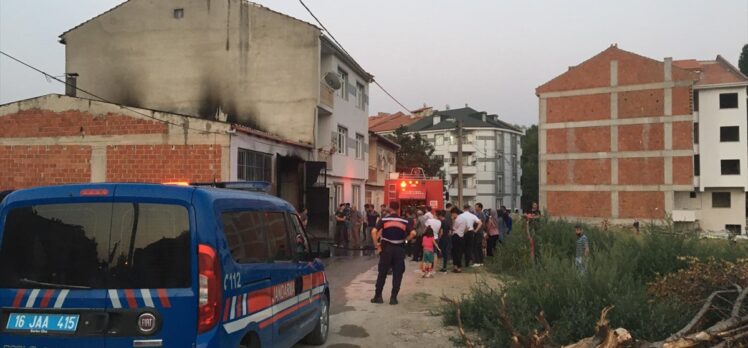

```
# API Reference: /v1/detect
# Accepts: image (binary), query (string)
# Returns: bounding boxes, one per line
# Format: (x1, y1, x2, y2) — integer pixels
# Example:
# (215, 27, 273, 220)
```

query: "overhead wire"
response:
(0, 50, 227, 136)
(297, 0, 413, 114)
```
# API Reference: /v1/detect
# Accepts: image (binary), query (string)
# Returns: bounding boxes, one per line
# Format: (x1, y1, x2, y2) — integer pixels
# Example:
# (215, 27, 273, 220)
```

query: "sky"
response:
(1, 1, 747, 126)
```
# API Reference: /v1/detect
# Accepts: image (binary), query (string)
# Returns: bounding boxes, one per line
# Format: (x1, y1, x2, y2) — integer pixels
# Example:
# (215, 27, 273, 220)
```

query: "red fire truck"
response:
(384, 168, 444, 214)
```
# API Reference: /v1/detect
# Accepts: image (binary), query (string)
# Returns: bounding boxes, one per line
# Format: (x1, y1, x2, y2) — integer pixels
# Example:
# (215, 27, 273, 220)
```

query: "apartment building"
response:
(404, 107, 524, 210)
(673, 57, 748, 234)
(365, 131, 400, 207)
(538, 45, 748, 234)
(319, 37, 372, 212)
(58, 0, 373, 233)
(537, 45, 697, 224)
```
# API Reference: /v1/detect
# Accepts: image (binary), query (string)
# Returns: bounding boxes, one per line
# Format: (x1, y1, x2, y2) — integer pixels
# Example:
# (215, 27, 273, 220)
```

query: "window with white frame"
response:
(356, 82, 365, 109)
(355, 133, 364, 159)
(338, 68, 349, 100)
(333, 184, 344, 209)
(435, 134, 444, 145)
(337, 126, 348, 155)
(237, 148, 272, 182)
(352, 185, 361, 208)
(378, 148, 385, 170)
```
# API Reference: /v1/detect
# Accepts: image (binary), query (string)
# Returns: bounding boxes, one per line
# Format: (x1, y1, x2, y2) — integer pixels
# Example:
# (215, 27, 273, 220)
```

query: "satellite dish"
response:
(323, 72, 342, 90)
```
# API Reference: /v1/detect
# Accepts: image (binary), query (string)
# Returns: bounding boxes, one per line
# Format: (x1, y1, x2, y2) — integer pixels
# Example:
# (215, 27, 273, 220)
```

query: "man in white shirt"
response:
(425, 215, 442, 241)
(424, 214, 442, 274)
(424, 206, 435, 221)
(450, 207, 481, 273)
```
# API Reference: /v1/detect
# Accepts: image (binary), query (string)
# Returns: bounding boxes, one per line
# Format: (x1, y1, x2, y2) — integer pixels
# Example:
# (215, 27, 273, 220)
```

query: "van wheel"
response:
(303, 294, 329, 345)
(239, 331, 261, 348)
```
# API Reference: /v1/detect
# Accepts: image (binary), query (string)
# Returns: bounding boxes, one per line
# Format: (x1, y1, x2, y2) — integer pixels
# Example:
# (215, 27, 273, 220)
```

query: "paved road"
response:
(295, 249, 497, 348)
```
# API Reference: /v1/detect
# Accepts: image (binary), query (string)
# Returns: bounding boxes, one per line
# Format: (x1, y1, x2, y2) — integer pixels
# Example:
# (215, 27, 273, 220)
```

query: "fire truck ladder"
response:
(399, 168, 428, 180)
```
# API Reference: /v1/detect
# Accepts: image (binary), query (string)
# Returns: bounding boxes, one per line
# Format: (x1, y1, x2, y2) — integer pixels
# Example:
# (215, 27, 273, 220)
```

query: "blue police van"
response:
(0, 183, 329, 348)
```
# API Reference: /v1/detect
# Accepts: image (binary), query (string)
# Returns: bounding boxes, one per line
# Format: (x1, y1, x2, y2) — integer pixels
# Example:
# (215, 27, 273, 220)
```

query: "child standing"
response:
(421, 227, 440, 278)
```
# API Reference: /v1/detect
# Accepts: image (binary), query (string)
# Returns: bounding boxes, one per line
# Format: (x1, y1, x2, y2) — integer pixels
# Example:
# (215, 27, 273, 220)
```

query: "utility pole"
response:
(457, 120, 463, 208)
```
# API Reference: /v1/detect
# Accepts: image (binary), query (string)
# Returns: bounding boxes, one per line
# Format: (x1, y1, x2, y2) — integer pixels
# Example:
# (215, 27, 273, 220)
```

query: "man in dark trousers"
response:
(370, 201, 416, 305)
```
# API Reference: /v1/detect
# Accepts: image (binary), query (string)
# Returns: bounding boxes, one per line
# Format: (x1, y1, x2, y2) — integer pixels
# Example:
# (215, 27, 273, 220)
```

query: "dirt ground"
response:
(297, 255, 500, 348)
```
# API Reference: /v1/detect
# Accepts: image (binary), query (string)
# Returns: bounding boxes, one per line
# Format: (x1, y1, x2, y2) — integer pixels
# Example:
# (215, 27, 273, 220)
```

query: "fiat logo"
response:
(137, 312, 157, 335)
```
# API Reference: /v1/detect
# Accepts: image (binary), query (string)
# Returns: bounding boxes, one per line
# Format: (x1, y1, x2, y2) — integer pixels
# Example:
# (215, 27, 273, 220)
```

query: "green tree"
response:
(520, 124, 538, 210)
(740, 44, 748, 76)
(390, 126, 444, 178)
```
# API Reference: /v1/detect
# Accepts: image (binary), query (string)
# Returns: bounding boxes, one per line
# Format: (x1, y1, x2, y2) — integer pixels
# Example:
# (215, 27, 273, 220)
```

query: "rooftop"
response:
(673, 56, 748, 87)
(368, 111, 422, 133)
(406, 107, 522, 133)
(59, 0, 321, 42)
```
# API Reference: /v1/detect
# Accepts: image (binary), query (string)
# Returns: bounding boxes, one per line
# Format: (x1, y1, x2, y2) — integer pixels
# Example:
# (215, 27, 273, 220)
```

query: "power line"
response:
(0, 50, 226, 136)
(297, 0, 413, 114)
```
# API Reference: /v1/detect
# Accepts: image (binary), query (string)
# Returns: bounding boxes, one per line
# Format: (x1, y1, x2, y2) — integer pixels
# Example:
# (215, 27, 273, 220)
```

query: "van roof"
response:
(1, 183, 296, 214)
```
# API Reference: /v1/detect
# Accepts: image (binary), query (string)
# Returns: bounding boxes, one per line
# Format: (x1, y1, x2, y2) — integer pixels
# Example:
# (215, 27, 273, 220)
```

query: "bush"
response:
(445, 219, 748, 346)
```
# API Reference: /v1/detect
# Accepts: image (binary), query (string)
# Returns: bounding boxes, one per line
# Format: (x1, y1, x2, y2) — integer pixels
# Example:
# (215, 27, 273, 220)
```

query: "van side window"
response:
(288, 213, 308, 255)
(266, 212, 293, 261)
(221, 211, 270, 263)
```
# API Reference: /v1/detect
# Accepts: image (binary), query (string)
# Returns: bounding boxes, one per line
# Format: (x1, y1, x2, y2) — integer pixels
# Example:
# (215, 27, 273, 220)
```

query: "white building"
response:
(673, 56, 748, 235)
(318, 37, 372, 213)
(403, 107, 524, 210)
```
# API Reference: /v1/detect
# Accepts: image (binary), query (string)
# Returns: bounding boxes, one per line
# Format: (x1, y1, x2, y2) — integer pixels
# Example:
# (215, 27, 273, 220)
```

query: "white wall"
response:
(419, 124, 523, 210)
(697, 87, 748, 190)
(319, 54, 369, 210)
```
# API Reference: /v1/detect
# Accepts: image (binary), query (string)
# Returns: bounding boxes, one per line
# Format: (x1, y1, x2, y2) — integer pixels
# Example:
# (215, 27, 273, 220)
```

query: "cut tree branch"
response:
(731, 284, 748, 319)
(441, 296, 475, 348)
(668, 289, 738, 340)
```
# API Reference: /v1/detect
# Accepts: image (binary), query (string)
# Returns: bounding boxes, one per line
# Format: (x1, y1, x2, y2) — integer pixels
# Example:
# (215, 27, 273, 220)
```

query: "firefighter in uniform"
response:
(370, 201, 416, 305)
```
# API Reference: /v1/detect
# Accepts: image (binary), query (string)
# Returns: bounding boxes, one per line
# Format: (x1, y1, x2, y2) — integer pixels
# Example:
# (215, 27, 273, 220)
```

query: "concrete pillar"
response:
(664, 57, 674, 215)
(610, 60, 619, 218)
(539, 98, 547, 210)
(90, 145, 107, 182)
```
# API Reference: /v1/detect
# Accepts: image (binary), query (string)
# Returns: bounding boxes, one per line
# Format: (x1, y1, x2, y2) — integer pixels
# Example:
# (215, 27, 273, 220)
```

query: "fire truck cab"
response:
(384, 169, 444, 215)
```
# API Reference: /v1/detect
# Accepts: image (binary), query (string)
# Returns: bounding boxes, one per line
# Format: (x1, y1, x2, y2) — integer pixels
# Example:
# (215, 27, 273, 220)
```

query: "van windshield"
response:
(0, 202, 191, 289)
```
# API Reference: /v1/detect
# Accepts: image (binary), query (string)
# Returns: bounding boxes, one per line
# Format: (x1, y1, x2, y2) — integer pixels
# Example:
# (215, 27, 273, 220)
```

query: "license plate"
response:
(5, 313, 79, 333)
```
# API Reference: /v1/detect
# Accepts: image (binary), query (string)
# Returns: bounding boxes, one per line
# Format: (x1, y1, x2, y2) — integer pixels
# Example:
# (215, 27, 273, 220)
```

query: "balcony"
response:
(318, 83, 334, 116)
(449, 187, 477, 197)
(448, 141, 476, 153)
(448, 165, 477, 175)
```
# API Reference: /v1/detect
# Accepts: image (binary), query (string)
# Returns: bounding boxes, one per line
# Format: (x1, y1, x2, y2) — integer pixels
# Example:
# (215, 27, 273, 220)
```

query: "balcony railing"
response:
(448, 165, 477, 175)
(320, 83, 334, 109)
(448, 187, 477, 197)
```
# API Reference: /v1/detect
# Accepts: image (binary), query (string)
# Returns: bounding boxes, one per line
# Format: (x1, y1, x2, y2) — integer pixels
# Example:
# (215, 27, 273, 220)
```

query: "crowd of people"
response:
(365, 200, 591, 305)
(333, 202, 386, 249)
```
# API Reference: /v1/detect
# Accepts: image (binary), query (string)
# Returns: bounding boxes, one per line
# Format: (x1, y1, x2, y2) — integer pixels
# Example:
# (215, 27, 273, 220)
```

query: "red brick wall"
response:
(546, 127, 611, 154)
(107, 145, 221, 183)
(618, 158, 664, 185)
(618, 89, 665, 118)
(672, 87, 693, 115)
(672, 121, 694, 150)
(546, 191, 611, 218)
(672, 156, 693, 185)
(546, 159, 611, 185)
(0, 145, 91, 190)
(0, 109, 167, 138)
(618, 123, 664, 151)
(618, 191, 665, 219)
(546, 94, 610, 123)
(0, 108, 222, 190)
(539, 47, 696, 222)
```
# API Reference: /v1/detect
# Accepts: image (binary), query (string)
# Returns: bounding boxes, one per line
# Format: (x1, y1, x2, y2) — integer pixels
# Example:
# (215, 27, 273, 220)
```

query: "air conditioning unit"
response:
(323, 72, 342, 90)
